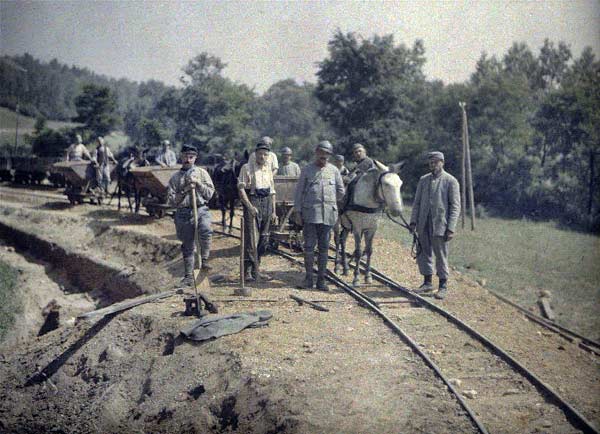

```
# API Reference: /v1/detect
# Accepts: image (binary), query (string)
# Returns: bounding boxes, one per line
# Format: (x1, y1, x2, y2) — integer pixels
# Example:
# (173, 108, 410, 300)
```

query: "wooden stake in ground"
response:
(235, 215, 251, 296)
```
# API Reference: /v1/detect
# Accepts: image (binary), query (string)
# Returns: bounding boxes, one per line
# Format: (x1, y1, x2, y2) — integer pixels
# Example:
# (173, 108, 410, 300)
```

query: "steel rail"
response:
(359, 264, 599, 434)
(214, 228, 487, 432)
(219, 229, 600, 433)
(329, 239, 600, 355)
(274, 247, 489, 434)
(220, 221, 600, 353)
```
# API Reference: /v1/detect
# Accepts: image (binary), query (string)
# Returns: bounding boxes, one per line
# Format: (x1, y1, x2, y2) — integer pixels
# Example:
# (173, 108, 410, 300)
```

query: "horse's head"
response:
(375, 160, 404, 217)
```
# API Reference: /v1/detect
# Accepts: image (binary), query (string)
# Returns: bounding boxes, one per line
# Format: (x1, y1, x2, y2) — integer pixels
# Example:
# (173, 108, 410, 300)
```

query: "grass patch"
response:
(0, 259, 20, 342)
(0, 106, 80, 147)
(379, 206, 600, 339)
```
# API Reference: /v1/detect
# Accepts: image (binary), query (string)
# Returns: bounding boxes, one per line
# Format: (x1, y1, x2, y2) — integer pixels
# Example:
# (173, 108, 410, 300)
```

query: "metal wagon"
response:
(129, 164, 181, 218)
(52, 161, 109, 205)
(270, 175, 302, 250)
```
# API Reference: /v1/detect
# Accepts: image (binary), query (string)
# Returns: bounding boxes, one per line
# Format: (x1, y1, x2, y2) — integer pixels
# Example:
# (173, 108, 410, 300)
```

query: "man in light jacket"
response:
(409, 151, 460, 299)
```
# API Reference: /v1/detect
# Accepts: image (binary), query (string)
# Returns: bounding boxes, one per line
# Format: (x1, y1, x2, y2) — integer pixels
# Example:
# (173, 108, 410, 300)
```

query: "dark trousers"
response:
(243, 195, 272, 274)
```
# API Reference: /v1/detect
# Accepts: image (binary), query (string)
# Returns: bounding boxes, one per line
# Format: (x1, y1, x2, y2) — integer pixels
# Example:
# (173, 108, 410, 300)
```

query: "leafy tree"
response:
(30, 127, 70, 157)
(315, 31, 428, 163)
(74, 84, 120, 136)
(159, 53, 257, 155)
(252, 79, 333, 163)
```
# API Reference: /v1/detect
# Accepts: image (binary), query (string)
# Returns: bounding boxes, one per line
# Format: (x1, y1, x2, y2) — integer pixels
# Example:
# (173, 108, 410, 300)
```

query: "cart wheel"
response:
(156, 209, 165, 218)
(269, 239, 279, 251)
(147, 208, 155, 217)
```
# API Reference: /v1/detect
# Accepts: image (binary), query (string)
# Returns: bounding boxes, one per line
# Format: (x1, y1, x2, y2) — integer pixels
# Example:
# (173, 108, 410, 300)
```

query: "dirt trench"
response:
(0, 209, 298, 433)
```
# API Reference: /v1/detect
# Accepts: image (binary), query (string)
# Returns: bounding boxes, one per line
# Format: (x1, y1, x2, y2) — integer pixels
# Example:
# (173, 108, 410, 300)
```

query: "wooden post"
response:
(459, 102, 467, 229)
(464, 105, 476, 230)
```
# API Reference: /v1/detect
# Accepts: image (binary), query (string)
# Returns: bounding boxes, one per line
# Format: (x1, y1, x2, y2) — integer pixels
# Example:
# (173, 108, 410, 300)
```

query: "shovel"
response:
(190, 188, 218, 314)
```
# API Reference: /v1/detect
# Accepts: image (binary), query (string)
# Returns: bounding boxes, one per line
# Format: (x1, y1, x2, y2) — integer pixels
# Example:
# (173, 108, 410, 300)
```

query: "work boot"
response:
(316, 253, 329, 291)
(435, 279, 448, 300)
(316, 278, 329, 292)
(414, 275, 434, 294)
(201, 258, 212, 271)
(300, 252, 314, 289)
(244, 265, 254, 282)
(180, 255, 195, 287)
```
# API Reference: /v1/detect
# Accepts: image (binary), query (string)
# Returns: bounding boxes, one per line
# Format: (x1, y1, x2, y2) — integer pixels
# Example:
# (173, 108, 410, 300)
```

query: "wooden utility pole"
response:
(460, 102, 476, 230)
(459, 102, 467, 229)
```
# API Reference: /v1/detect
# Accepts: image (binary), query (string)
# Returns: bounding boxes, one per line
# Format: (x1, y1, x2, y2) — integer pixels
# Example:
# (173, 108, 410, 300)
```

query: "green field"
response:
(379, 207, 600, 339)
(0, 106, 129, 154)
(0, 259, 19, 342)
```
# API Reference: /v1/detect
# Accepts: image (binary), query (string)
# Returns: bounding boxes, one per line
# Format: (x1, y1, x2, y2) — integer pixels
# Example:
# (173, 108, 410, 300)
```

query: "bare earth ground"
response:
(0, 187, 598, 433)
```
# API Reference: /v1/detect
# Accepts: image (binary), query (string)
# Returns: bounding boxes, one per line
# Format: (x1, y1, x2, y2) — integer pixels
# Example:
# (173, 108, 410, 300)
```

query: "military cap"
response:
(256, 140, 271, 151)
(258, 136, 273, 146)
(181, 144, 198, 155)
(316, 140, 333, 154)
(334, 154, 345, 162)
(352, 143, 365, 152)
(427, 151, 444, 161)
(281, 146, 292, 155)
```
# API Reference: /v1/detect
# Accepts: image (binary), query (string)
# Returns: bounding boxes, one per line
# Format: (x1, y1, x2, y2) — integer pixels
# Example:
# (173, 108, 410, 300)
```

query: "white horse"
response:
(334, 161, 404, 286)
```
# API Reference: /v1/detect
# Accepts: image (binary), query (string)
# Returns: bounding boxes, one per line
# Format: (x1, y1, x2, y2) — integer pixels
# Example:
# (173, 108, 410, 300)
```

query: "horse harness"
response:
(341, 169, 421, 259)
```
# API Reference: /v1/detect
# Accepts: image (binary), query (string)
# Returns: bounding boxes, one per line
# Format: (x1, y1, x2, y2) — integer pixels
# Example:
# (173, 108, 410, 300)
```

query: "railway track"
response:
(215, 228, 599, 433)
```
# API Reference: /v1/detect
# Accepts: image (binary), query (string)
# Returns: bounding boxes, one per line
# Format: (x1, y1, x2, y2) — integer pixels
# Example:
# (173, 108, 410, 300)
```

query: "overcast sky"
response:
(1, 0, 599, 93)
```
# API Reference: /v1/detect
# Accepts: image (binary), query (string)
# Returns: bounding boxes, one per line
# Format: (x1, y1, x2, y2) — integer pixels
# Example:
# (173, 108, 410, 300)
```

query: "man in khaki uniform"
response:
(278, 147, 301, 177)
(409, 151, 460, 299)
(293, 141, 345, 290)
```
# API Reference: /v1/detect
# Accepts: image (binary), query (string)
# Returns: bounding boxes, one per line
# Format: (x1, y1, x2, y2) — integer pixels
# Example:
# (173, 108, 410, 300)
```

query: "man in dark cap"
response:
(167, 145, 215, 287)
(278, 146, 301, 177)
(248, 136, 279, 176)
(333, 154, 350, 182)
(293, 141, 345, 290)
(409, 151, 460, 299)
(238, 139, 277, 281)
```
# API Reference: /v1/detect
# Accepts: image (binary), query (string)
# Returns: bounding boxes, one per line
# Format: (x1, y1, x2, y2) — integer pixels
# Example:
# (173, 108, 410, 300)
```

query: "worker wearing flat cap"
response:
(293, 140, 345, 291)
(277, 146, 301, 177)
(167, 145, 215, 287)
(247, 136, 279, 176)
(409, 151, 460, 299)
(238, 139, 277, 281)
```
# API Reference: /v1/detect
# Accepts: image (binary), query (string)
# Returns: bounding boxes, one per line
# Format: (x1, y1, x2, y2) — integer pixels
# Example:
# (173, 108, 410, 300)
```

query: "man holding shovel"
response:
(238, 138, 277, 281)
(167, 145, 215, 287)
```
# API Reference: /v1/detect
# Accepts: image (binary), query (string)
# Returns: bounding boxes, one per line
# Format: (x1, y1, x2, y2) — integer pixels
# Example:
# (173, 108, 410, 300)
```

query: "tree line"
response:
(1, 33, 598, 230)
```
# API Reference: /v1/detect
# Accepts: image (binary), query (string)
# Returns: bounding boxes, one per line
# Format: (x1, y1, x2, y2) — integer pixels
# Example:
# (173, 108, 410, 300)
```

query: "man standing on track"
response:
(293, 141, 345, 291)
(409, 151, 460, 300)
(167, 145, 215, 287)
(237, 138, 277, 281)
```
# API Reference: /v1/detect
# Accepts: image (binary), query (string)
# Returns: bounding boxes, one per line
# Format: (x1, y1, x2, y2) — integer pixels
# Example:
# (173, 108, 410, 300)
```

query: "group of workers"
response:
(164, 136, 460, 300)
(64, 136, 178, 194)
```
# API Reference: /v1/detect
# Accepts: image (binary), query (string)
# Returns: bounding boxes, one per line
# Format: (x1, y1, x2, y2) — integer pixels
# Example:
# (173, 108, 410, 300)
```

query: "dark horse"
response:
(212, 151, 248, 232)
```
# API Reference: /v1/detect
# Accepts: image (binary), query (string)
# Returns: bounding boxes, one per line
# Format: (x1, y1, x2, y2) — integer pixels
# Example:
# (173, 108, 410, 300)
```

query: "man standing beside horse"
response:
(410, 151, 460, 300)
(294, 141, 345, 291)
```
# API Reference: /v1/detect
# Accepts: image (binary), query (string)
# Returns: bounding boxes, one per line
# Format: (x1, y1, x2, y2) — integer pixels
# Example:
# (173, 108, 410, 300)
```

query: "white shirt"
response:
(237, 161, 275, 194)
(248, 151, 278, 173)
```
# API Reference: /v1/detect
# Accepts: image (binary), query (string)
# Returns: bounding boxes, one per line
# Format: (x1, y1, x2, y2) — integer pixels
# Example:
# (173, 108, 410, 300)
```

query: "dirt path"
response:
(0, 191, 598, 433)
(0, 198, 476, 433)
